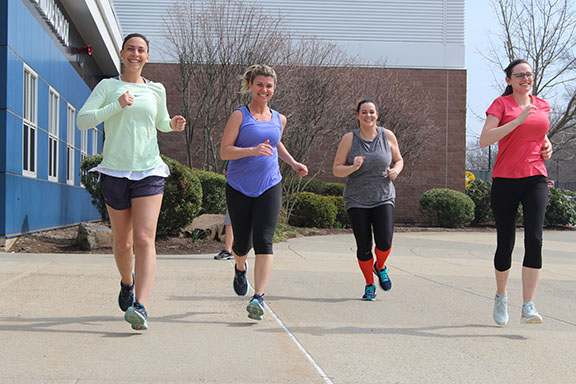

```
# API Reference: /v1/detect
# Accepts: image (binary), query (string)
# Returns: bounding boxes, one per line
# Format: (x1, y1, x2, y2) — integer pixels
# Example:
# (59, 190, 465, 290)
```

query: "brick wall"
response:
(143, 64, 467, 223)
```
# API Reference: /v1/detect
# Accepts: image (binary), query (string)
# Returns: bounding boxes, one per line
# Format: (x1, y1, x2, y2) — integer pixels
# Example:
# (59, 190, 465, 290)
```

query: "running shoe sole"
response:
(521, 315, 543, 324)
(124, 307, 148, 330)
(246, 299, 264, 320)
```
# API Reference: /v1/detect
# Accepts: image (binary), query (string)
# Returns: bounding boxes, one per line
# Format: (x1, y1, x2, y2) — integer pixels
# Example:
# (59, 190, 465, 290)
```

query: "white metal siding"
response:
(111, 0, 464, 69)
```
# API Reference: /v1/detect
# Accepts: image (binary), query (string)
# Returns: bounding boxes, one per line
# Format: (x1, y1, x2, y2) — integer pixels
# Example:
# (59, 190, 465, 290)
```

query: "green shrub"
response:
(545, 188, 576, 227)
(324, 182, 345, 197)
(465, 179, 493, 225)
(158, 156, 203, 235)
(328, 195, 350, 228)
(420, 188, 475, 227)
(192, 169, 227, 214)
(80, 153, 108, 220)
(302, 178, 327, 195)
(288, 192, 337, 228)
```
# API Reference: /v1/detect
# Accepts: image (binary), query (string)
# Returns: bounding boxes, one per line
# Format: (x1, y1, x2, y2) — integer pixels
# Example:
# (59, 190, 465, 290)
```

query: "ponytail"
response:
(501, 85, 513, 96)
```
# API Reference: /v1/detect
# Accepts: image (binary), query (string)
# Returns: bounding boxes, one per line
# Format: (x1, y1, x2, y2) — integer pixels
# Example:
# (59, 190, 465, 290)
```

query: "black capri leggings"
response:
(347, 204, 395, 261)
(490, 176, 548, 271)
(226, 183, 282, 256)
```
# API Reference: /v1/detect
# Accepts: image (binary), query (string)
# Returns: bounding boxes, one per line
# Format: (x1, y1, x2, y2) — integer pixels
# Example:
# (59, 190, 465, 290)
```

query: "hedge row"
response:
(419, 180, 576, 228)
(81, 154, 575, 231)
(81, 155, 350, 232)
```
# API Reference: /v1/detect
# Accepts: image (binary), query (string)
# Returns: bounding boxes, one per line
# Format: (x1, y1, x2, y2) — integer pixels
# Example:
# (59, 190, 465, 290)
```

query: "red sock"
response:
(358, 258, 375, 285)
(375, 247, 391, 270)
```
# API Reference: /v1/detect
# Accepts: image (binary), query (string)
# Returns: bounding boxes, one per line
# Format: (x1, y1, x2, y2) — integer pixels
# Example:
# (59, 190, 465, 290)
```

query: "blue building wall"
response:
(0, 0, 103, 237)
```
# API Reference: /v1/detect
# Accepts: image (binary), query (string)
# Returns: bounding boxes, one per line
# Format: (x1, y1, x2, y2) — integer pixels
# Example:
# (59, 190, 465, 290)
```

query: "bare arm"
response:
(385, 129, 404, 181)
(333, 133, 364, 178)
(277, 114, 308, 177)
(479, 105, 537, 147)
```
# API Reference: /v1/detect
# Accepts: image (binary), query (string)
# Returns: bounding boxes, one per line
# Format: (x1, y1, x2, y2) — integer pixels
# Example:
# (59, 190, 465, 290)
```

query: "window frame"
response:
(48, 87, 60, 182)
(22, 64, 38, 178)
(66, 104, 76, 185)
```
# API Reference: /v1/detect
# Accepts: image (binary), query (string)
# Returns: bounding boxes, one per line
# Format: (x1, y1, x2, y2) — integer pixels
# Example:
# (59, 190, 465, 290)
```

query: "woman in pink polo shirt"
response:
(480, 59, 553, 326)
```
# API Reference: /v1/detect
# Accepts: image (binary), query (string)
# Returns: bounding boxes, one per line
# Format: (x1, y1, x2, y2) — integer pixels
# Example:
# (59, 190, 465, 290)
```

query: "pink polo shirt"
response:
(486, 94, 550, 178)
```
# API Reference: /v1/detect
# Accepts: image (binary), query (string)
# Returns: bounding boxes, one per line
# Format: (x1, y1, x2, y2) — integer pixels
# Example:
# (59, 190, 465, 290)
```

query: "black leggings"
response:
(226, 183, 282, 256)
(491, 176, 548, 271)
(347, 204, 395, 261)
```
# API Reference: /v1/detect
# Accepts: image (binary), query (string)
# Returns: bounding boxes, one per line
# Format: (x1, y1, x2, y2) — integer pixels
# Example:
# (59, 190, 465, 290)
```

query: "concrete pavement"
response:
(0, 230, 574, 383)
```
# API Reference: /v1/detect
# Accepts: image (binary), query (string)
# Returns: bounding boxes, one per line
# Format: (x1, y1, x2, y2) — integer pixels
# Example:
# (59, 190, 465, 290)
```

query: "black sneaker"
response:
(124, 301, 148, 331)
(233, 262, 249, 296)
(214, 249, 233, 260)
(118, 273, 135, 312)
(373, 263, 392, 291)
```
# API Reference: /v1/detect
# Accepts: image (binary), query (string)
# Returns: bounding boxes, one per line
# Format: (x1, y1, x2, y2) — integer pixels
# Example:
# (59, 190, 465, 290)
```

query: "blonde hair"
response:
(240, 64, 277, 93)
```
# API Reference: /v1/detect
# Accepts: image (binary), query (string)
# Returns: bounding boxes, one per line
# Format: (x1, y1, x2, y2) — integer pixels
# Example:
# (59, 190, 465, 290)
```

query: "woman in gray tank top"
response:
(333, 99, 404, 301)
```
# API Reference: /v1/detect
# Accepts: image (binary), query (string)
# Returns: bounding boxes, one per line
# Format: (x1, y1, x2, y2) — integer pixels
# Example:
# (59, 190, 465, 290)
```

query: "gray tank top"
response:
(343, 126, 395, 209)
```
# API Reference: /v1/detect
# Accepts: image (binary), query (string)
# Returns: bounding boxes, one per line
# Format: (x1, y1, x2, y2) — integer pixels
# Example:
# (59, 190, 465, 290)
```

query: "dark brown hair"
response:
(122, 33, 150, 52)
(502, 59, 530, 96)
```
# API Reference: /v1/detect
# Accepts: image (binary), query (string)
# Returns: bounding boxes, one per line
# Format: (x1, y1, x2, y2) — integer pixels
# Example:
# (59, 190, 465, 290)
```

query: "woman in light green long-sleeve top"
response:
(78, 33, 185, 331)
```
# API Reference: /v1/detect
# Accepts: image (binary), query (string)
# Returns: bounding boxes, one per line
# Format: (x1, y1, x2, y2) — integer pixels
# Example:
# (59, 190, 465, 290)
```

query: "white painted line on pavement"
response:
(229, 260, 334, 383)
(264, 301, 335, 384)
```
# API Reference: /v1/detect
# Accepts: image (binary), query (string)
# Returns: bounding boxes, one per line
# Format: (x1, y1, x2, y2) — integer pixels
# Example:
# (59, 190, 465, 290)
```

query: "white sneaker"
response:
(521, 302, 543, 324)
(493, 293, 509, 326)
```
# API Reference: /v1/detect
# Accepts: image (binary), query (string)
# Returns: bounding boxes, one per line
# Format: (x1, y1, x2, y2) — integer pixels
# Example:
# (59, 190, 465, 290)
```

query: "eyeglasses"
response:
(512, 72, 533, 79)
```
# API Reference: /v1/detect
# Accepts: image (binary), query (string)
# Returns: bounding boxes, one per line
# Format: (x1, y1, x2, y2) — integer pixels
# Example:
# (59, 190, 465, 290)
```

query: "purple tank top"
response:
(226, 106, 283, 197)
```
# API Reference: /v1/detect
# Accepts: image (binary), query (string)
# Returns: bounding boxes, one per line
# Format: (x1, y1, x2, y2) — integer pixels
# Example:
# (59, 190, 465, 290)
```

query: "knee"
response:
(113, 238, 133, 254)
(133, 232, 155, 250)
(253, 242, 273, 255)
(524, 235, 542, 249)
(357, 249, 373, 261)
(232, 238, 251, 257)
(494, 255, 511, 272)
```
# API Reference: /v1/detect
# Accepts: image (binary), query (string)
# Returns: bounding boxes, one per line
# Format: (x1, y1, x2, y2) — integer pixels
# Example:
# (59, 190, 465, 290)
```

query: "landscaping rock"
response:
(182, 214, 225, 241)
(76, 222, 113, 251)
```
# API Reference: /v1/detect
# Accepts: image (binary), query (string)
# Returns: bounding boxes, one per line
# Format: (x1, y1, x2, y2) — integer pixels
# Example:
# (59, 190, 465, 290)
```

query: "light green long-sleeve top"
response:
(77, 78, 174, 171)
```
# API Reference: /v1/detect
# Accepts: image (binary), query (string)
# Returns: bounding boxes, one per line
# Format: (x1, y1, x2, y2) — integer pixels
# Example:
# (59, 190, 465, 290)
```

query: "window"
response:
(23, 65, 38, 177)
(48, 87, 60, 181)
(81, 128, 88, 163)
(66, 104, 75, 185)
(92, 129, 98, 155)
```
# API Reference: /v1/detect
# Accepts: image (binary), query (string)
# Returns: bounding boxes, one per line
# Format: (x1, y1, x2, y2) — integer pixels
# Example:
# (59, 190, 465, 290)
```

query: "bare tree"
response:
(165, 0, 290, 170)
(164, 0, 443, 222)
(487, 0, 576, 151)
(466, 138, 492, 170)
(272, 38, 359, 218)
(348, 67, 436, 180)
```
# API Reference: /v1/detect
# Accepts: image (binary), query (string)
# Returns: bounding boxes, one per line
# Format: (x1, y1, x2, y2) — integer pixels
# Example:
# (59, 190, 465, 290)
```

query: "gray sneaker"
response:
(521, 301, 543, 324)
(493, 293, 509, 326)
(214, 249, 233, 260)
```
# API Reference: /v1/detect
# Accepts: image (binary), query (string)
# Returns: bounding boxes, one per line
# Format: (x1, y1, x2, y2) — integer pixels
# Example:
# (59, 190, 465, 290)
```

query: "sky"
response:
(465, 1, 503, 140)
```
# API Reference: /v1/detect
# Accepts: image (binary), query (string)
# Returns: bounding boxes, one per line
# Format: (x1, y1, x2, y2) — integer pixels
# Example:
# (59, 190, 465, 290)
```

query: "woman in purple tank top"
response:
(220, 64, 308, 320)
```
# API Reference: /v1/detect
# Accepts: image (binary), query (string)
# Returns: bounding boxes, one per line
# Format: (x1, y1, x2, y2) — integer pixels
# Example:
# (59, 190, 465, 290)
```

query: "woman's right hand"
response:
(252, 139, 274, 156)
(118, 91, 133, 108)
(352, 156, 365, 171)
(516, 104, 537, 125)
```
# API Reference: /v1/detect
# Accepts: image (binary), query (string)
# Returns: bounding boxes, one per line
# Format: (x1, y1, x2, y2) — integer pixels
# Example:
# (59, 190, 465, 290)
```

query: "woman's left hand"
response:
(292, 162, 309, 177)
(541, 139, 553, 160)
(386, 167, 399, 181)
(171, 115, 186, 131)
